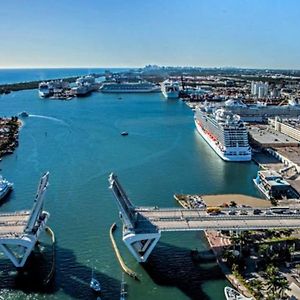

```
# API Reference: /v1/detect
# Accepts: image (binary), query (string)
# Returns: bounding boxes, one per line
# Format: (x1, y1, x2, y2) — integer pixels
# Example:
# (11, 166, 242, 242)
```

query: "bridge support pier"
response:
(0, 238, 35, 268)
(123, 230, 161, 263)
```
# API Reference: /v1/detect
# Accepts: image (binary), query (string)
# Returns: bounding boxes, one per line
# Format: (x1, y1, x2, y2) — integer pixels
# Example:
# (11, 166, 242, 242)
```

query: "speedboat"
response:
(224, 287, 252, 300)
(121, 132, 128, 136)
(90, 271, 101, 293)
(0, 176, 13, 201)
(19, 111, 29, 117)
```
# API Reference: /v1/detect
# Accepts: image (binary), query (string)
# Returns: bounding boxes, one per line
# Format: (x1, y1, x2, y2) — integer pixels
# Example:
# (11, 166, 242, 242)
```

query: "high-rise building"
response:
(251, 81, 269, 98)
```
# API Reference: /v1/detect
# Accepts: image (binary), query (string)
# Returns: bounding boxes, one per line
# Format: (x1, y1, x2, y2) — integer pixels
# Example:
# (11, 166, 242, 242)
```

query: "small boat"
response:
(19, 111, 29, 117)
(224, 287, 252, 300)
(121, 132, 128, 136)
(90, 270, 101, 293)
(0, 176, 13, 201)
(120, 273, 127, 300)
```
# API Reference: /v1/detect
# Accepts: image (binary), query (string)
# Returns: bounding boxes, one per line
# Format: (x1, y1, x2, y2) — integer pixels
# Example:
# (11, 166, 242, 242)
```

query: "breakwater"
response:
(0, 73, 103, 93)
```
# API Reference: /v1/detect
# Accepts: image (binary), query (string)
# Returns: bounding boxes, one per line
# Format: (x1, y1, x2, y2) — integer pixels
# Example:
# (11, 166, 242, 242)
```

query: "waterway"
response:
(0, 86, 260, 299)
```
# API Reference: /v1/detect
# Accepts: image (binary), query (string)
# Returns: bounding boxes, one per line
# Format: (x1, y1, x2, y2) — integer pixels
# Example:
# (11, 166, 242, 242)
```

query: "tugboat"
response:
(0, 175, 13, 201)
(90, 270, 101, 293)
(121, 132, 128, 136)
(224, 287, 252, 300)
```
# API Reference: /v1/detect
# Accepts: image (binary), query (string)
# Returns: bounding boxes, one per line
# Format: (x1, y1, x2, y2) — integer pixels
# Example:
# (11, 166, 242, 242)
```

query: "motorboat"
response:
(19, 111, 29, 117)
(224, 287, 252, 300)
(121, 132, 128, 136)
(90, 271, 101, 293)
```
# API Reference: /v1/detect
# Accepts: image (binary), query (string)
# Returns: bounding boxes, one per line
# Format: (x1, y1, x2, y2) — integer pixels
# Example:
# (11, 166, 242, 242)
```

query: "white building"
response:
(251, 81, 269, 98)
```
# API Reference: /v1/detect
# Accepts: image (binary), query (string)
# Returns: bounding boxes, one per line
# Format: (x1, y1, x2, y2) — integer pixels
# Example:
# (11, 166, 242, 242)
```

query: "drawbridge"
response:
(109, 173, 300, 263)
(0, 172, 50, 267)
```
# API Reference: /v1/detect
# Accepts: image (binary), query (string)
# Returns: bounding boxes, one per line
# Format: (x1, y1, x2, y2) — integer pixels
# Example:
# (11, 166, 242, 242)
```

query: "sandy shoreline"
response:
(202, 193, 271, 208)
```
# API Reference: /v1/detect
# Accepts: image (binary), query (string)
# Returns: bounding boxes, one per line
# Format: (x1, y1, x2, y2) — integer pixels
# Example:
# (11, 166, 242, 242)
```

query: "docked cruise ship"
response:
(194, 107, 251, 161)
(99, 81, 160, 93)
(222, 98, 300, 122)
(71, 75, 99, 96)
(161, 80, 180, 99)
(38, 80, 69, 98)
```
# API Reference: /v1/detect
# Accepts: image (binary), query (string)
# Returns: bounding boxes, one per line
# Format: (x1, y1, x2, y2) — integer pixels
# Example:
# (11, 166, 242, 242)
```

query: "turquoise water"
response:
(0, 89, 259, 299)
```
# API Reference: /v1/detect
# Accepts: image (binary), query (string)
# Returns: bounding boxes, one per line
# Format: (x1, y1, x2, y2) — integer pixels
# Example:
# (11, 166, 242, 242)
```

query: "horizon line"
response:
(0, 65, 300, 71)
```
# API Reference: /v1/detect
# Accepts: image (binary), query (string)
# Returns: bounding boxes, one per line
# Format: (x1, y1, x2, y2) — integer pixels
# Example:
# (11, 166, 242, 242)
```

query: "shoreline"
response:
(0, 116, 21, 159)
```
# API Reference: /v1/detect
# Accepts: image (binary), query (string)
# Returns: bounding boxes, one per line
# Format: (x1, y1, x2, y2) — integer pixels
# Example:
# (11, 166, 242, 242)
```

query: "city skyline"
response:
(1, 0, 300, 69)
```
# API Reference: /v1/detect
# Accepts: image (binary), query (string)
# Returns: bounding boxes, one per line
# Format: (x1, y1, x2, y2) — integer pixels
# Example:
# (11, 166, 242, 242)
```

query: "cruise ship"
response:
(99, 81, 160, 93)
(222, 98, 300, 122)
(194, 107, 251, 161)
(71, 75, 99, 96)
(38, 80, 69, 98)
(161, 80, 180, 99)
(0, 175, 13, 201)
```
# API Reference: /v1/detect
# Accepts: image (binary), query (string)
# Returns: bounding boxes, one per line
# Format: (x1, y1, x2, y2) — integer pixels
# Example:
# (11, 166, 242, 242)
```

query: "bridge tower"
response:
(109, 173, 160, 262)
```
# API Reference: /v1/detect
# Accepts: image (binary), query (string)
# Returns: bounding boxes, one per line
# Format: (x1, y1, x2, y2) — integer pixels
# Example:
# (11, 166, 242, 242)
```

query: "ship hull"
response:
(162, 90, 179, 99)
(194, 119, 251, 162)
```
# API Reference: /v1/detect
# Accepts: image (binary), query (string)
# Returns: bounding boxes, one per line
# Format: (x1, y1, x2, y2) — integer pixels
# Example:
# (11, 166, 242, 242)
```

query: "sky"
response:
(0, 0, 300, 69)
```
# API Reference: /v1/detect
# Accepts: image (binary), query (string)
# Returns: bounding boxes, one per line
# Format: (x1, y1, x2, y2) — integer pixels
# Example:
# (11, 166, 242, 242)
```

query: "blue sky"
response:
(0, 0, 299, 69)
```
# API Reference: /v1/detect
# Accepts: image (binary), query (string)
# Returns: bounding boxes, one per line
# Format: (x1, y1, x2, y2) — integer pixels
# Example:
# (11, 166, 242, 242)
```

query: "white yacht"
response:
(161, 80, 180, 99)
(99, 81, 160, 93)
(224, 287, 252, 300)
(0, 176, 13, 201)
(194, 107, 251, 161)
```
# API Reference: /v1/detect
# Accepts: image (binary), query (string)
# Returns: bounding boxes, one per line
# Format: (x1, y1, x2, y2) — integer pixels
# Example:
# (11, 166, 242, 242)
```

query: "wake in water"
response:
(28, 114, 69, 126)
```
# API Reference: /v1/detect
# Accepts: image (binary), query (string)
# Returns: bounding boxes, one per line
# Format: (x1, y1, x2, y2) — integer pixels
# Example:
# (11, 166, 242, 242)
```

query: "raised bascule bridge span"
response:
(0, 172, 50, 268)
(109, 173, 300, 263)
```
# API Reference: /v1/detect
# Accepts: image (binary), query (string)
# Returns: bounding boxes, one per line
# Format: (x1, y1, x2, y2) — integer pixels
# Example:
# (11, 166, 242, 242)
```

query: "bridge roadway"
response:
(135, 207, 300, 231)
(109, 173, 300, 262)
(0, 211, 31, 238)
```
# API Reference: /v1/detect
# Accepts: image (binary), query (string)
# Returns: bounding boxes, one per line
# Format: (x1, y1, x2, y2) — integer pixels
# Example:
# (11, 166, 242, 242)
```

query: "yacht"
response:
(0, 176, 13, 201)
(99, 81, 160, 93)
(224, 287, 252, 300)
(194, 107, 251, 161)
(161, 80, 180, 99)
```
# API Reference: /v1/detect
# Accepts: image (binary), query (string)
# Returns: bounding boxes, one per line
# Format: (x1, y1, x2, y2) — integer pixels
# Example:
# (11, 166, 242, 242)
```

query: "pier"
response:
(0, 172, 50, 267)
(108, 173, 300, 263)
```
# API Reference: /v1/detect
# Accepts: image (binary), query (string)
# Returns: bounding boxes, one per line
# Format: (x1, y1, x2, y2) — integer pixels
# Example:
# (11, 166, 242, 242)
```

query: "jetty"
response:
(109, 223, 139, 280)
(0, 73, 103, 93)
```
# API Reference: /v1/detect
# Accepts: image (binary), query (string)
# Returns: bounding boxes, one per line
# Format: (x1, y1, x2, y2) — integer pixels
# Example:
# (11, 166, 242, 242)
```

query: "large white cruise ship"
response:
(194, 107, 251, 161)
(99, 81, 160, 93)
(161, 80, 180, 99)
